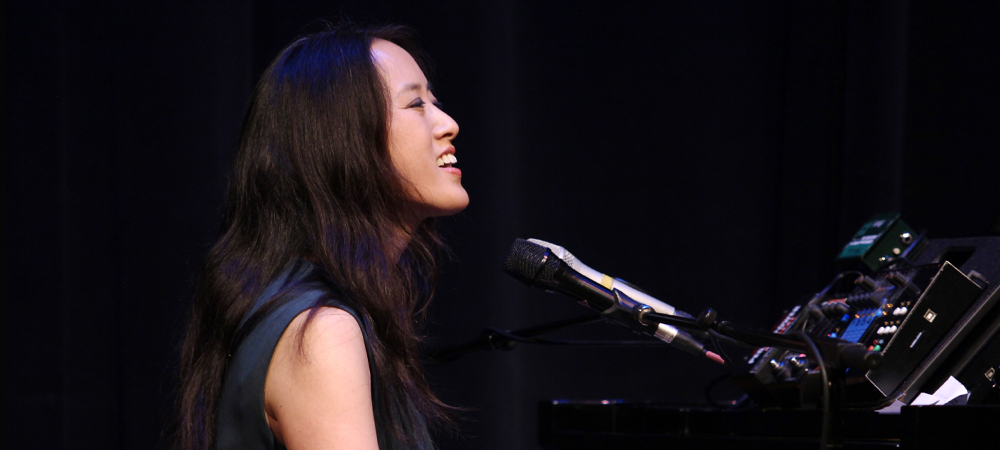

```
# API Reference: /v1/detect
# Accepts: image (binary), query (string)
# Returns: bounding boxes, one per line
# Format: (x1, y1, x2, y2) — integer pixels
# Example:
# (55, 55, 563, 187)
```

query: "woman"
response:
(176, 24, 466, 450)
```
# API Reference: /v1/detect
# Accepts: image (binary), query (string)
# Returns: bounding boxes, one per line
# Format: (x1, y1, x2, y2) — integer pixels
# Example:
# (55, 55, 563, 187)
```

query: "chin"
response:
(406, 189, 469, 222)
(437, 198, 470, 217)
(424, 191, 470, 218)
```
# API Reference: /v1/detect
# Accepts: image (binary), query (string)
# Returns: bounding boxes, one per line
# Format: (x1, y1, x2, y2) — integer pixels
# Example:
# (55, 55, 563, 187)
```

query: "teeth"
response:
(437, 154, 458, 167)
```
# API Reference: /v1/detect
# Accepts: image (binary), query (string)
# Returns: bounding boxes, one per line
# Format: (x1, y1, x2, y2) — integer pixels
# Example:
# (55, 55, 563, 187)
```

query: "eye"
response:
(407, 98, 426, 109)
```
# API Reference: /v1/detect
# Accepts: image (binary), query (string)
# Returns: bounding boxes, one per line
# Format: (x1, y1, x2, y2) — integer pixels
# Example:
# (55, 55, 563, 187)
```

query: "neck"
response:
(387, 222, 418, 264)
(390, 205, 432, 262)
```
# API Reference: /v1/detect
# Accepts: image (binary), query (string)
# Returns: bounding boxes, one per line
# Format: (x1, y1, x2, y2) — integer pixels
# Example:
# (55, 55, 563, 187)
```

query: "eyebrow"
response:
(397, 82, 435, 96)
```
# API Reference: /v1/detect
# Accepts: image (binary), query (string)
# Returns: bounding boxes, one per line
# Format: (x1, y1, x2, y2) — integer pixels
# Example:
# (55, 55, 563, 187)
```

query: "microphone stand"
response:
(423, 313, 602, 363)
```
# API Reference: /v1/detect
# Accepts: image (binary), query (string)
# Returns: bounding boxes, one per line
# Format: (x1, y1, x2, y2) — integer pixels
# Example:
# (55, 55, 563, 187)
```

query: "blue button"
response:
(841, 314, 851, 322)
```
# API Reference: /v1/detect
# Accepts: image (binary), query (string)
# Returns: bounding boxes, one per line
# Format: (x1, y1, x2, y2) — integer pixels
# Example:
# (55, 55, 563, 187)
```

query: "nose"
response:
(433, 106, 459, 142)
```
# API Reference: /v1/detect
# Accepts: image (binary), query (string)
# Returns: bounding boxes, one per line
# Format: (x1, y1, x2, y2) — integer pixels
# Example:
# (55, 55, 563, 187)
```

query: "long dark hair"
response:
(176, 24, 449, 450)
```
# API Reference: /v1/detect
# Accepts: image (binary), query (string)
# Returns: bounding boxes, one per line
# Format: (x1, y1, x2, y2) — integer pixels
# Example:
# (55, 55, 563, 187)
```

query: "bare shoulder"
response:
(264, 306, 378, 450)
(291, 307, 366, 356)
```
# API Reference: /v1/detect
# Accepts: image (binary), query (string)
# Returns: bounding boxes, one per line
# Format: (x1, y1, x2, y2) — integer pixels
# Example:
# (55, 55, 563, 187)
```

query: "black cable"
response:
(702, 369, 734, 408)
(877, 255, 912, 270)
(703, 332, 734, 407)
(820, 271, 865, 299)
(793, 331, 829, 450)
(798, 270, 867, 333)
(709, 332, 735, 364)
(701, 332, 760, 411)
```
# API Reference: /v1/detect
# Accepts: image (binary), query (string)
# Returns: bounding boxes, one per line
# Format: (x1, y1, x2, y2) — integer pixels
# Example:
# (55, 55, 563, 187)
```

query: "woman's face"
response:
(371, 40, 468, 221)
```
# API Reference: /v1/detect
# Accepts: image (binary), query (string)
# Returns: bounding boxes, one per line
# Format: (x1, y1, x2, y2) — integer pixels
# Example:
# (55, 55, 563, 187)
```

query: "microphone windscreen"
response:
(503, 238, 554, 283)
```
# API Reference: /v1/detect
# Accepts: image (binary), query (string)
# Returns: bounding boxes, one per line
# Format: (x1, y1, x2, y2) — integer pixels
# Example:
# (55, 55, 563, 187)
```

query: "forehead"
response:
(371, 39, 427, 92)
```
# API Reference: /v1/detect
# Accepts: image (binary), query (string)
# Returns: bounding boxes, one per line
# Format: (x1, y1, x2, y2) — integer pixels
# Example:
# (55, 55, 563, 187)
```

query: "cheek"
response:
(388, 116, 433, 172)
(387, 130, 424, 187)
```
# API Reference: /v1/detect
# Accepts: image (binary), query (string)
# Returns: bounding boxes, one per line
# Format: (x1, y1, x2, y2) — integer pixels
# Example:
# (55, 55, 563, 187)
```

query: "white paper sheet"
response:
(910, 392, 943, 406)
(931, 376, 969, 405)
(876, 376, 971, 413)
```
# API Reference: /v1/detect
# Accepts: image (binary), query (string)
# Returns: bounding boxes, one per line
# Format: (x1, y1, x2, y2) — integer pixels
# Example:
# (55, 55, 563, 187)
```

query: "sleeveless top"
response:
(215, 260, 434, 450)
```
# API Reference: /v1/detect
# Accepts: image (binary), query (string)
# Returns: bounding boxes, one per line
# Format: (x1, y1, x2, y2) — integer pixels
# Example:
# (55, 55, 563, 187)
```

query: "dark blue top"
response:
(215, 260, 433, 449)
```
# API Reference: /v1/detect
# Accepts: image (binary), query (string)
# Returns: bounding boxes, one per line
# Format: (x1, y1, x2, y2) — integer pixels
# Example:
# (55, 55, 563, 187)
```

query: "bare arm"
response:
(264, 307, 379, 450)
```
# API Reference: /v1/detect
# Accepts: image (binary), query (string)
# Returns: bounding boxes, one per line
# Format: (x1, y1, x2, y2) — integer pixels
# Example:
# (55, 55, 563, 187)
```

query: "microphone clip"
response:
(599, 289, 659, 335)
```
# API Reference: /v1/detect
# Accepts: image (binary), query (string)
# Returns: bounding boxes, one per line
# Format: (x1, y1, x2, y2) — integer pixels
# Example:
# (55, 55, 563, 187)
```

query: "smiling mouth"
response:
(436, 154, 457, 168)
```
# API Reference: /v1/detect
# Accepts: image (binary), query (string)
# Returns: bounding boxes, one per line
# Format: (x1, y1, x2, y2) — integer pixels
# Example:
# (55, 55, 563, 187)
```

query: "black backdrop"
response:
(7, 1, 999, 449)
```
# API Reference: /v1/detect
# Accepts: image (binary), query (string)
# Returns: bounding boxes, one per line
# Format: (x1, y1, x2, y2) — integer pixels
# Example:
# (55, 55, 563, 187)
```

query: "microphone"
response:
(527, 239, 681, 316)
(503, 238, 724, 364)
(526, 239, 720, 356)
